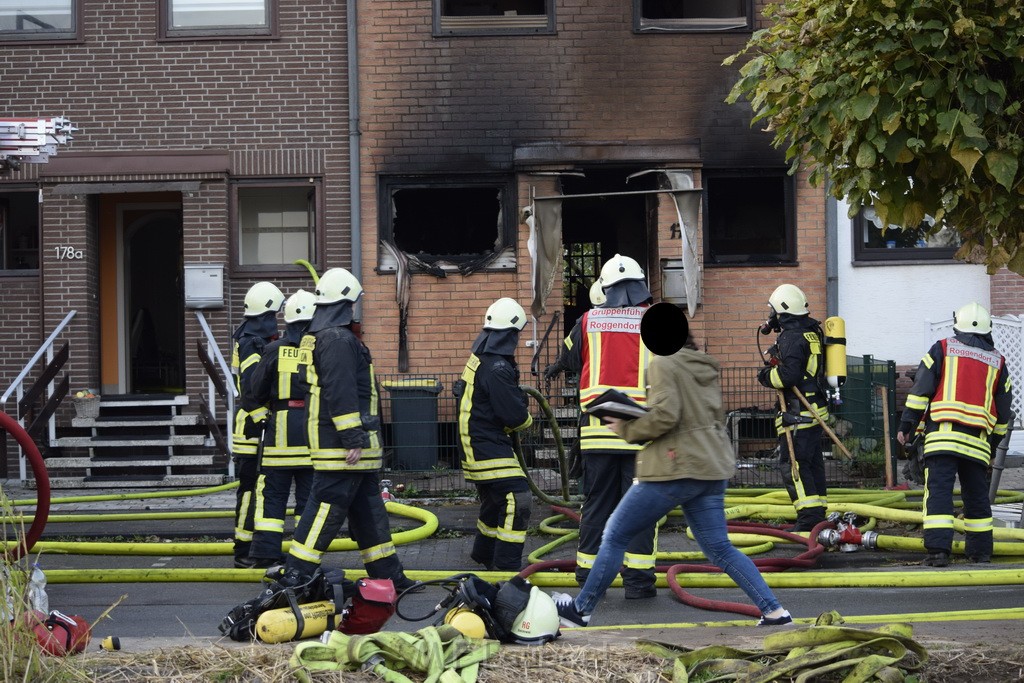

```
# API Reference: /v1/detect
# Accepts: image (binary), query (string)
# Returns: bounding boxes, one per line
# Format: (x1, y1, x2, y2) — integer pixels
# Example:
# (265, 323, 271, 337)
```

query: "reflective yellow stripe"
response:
(289, 502, 330, 563)
(477, 519, 497, 539)
(249, 406, 270, 422)
(623, 551, 656, 570)
(332, 411, 361, 431)
(576, 551, 596, 569)
(963, 517, 993, 533)
(905, 394, 930, 411)
(922, 514, 955, 531)
(359, 541, 396, 564)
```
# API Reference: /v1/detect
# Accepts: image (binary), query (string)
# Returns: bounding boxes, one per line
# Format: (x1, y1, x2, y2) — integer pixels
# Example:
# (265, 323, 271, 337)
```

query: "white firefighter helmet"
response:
(484, 298, 527, 331)
(599, 254, 645, 289)
(589, 280, 606, 307)
(315, 268, 363, 305)
(768, 283, 809, 316)
(508, 587, 560, 645)
(283, 289, 317, 323)
(243, 282, 285, 317)
(954, 302, 992, 334)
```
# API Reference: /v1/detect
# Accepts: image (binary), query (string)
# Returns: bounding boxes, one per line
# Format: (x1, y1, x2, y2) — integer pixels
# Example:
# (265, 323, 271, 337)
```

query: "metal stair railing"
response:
(0, 310, 76, 481)
(194, 310, 236, 478)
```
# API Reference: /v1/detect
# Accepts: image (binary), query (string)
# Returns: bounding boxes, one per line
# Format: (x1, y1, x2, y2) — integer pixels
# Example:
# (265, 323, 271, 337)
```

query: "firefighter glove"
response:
(543, 363, 562, 381)
(756, 366, 772, 388)
(243, 417, 264, 440)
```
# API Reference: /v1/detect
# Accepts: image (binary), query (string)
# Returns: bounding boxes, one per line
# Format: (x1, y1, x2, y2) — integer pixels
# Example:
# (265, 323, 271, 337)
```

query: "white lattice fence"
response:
(925, 314, 1023, 427)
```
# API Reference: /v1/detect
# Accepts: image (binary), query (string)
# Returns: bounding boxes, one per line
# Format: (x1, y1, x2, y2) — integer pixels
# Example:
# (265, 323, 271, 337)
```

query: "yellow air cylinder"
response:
(255, 600, 338, 644)
(824, 316, 847, 395)
(444, 606, 488, 639)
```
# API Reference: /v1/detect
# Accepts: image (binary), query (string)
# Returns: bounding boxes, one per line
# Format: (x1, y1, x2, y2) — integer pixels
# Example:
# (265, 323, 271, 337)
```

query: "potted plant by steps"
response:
(72, 390, 100, 419)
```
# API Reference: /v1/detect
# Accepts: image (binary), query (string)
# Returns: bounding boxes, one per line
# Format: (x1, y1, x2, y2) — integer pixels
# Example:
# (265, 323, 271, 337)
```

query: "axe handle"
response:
(791, 386, 854, 460)
(776, 390, 800, 483)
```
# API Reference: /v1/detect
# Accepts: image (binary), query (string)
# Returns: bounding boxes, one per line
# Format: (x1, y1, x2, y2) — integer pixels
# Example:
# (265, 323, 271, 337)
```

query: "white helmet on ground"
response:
(284, 289, 317, 323)
(768, 284, 809, 316)
(484, 298, 527, 331)
(589, 280, 606, 307)
(954, 302, 992, 334)
(315, 268, 363, 305)
(599, 254, 645, 289)
(508, 587, 560, 645)
(243, 282, 285, 317)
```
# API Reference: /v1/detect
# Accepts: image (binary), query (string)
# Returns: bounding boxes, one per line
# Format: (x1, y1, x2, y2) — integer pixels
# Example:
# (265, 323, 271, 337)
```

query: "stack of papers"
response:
(583, 388, 648, 420)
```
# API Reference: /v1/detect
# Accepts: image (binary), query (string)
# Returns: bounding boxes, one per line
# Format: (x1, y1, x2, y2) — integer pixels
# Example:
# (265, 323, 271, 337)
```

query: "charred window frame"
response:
(852, 207, 961, 264)
(0, 189, 40, 274)
(0, 0, 81, 42)
(159, 0, 277, 40)
(434, 0, 555, 36)
(702, 169, 795, 266)
(231, 179, 321, 274)
(379, 175, 516, 272)
(633, 0, 753, 33)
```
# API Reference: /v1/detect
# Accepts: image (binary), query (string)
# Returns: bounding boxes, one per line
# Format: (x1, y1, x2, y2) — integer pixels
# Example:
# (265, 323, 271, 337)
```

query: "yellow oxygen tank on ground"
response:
(443, 606, 488, 639)
(255, 600, 338, 644)
(824, 316, 847, 401)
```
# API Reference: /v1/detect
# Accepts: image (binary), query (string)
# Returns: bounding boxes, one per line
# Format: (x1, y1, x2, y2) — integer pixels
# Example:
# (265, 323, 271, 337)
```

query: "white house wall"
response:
(835, 198, 990, 366)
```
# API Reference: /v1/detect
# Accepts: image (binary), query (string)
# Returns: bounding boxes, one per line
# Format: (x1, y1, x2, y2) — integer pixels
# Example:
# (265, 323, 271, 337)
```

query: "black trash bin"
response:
(382, 378, 443, 470)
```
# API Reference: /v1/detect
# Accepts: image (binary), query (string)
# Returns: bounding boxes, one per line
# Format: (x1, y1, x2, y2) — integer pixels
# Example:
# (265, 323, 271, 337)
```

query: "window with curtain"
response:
(0, 0, 78, 41)
(234, 182, 318, 268)
(853, 206, 961, 263)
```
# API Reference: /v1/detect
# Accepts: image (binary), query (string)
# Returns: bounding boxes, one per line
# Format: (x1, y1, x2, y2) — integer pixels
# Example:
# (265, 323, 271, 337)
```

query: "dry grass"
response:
(58, 640, 1024, 683)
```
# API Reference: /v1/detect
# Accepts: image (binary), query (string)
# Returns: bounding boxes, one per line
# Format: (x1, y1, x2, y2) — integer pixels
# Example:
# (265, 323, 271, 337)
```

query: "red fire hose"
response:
(0, 411, 50, 560)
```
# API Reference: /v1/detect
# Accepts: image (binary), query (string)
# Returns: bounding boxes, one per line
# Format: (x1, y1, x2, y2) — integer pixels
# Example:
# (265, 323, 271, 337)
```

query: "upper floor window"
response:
(435, 0, 555, 36)
(159, 0, 277, 39)
(703, 168, 795, 265)
(0, 190, 40, 273)
(853, 207, 961, 263)
(233, 180, 319, 271)
(634, 0, 752, 33)
(378, 174, 516, 273)
(0, 0, 79, 42)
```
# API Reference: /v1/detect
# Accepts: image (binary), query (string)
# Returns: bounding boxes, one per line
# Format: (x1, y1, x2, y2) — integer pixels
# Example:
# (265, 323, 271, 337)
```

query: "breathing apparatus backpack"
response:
(219, 566, 396, 643)
(395, 573, 559, 646)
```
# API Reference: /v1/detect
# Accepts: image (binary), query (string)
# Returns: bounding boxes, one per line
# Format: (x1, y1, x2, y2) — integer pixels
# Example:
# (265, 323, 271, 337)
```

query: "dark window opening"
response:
(853, 207, 961, 263)
(380, 176, 515, 269)
(703, 170, 795, 265)
(0, 191, 39, 272)
(635, 0, 751, 32)
(435, 0, 554, 35)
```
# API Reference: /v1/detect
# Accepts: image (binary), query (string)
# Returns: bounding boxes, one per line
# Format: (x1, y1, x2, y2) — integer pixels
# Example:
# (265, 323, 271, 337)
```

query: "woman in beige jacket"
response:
(552, 303, 792, 628)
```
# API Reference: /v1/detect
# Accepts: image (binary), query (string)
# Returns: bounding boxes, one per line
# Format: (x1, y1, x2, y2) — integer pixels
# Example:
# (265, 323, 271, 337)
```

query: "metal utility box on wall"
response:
(661, 259, 693, 306)
(184, 264, 224, 309)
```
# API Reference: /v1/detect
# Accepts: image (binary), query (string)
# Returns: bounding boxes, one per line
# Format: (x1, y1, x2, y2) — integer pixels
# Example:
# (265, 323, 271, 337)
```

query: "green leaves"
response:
(724, 0, 1024, 275)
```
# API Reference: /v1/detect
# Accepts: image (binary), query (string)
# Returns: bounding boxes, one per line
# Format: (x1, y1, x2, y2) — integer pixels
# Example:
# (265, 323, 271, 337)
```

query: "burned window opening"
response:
(442, 0, 546, 16)
(703, 170, 794, 265)
(435, 0, 554, 35)
(635, 0, 752, 32)
(380, 176, 516, 274)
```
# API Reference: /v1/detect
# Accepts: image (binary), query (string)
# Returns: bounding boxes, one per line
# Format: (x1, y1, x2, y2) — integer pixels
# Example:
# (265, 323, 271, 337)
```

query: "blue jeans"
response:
(575, 478, 782, 616)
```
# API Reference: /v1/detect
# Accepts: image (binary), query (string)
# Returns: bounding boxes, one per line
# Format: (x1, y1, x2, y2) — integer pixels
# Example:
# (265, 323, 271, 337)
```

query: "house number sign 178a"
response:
(55, 246, 84, 260)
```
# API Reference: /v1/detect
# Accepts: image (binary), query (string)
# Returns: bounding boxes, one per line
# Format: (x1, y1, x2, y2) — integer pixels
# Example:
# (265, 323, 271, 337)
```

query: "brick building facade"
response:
(1, 0, 842, 478)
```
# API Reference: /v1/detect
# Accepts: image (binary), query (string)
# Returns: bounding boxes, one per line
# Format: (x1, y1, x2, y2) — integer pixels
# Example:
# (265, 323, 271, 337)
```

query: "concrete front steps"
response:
(46, 394, 225, 489)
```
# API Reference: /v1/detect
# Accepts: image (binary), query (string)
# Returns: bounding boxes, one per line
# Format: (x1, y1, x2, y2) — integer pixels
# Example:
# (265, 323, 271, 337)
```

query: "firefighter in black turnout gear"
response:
(239, 289, 317, 568)
(457, 297, 534, 571)
(897, 302, 1014, 567)
(277, 268, 415, 592)
(756, 284, 829, 532)
(231, 281, 285, 567)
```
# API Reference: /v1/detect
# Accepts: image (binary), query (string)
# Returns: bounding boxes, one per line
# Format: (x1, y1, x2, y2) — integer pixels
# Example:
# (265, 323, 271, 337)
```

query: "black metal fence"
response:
(376, 354, 899, 495)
